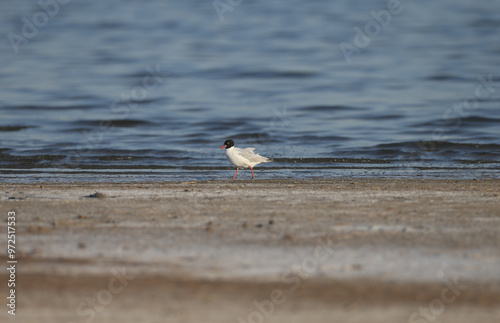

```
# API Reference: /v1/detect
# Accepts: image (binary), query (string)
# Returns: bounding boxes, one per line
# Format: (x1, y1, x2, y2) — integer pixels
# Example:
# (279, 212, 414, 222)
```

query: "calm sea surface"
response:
(1, 0, 499, 182)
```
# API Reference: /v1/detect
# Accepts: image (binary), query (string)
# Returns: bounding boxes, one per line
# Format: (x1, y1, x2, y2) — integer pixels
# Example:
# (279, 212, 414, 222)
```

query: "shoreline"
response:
(2, 163, 499, 183)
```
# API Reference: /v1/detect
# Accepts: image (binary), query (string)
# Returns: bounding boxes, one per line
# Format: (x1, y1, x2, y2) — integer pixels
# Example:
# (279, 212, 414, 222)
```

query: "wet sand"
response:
(1, 179, 499, 322)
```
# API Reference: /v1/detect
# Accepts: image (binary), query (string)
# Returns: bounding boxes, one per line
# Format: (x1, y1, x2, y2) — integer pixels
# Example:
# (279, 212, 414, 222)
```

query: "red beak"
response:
(220, 145, 226, 150)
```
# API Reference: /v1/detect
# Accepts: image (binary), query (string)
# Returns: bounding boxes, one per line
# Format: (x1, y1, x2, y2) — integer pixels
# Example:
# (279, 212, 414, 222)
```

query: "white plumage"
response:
(220, 139, 272, 180)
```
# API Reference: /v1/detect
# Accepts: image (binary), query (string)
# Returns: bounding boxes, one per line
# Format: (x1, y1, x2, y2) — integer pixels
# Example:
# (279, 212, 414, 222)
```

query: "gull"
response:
(220, 139, 272, 180)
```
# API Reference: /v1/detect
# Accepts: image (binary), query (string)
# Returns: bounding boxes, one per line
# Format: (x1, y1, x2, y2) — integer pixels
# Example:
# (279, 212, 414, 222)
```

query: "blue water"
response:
(1, 0, 499, 182)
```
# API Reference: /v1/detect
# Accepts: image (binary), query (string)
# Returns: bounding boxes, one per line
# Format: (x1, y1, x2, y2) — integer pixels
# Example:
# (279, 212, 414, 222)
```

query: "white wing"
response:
(235, 147, 271, 164)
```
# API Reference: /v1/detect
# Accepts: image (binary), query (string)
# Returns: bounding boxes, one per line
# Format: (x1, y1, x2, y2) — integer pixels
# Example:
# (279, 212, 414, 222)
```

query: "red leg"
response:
(232, 168, 239, 179)
(250, 166, 255, 180)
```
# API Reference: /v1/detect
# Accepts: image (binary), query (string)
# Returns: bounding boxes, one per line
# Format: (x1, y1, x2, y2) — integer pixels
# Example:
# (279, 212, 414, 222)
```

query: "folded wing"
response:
(237, 147, 272, 163)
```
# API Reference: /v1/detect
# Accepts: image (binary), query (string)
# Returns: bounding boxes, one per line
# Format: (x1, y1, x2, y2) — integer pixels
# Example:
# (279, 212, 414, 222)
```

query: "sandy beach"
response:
(1, 178, 499, 322)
